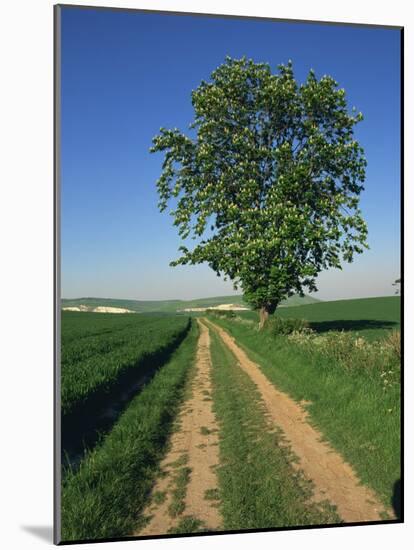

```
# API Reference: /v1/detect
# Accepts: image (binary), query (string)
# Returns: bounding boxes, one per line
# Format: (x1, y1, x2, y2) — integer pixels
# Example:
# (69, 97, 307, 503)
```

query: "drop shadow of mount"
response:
(309, 319, 398, 334)
(392, 479, 402, 520)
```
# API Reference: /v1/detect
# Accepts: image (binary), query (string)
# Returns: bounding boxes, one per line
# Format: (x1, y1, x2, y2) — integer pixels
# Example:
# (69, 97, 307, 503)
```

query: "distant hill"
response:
(279, 294, 321, 307)
(62, 294, 320, 313)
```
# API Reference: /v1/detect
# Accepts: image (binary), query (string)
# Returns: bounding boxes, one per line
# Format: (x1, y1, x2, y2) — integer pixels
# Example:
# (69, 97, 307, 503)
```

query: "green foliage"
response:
(61, 323, 199, 542)
(204, 488, 220, 501)
(61, 312, 190, 416)
(151, 491, 167, 505)
(392, 278, 400, 295)
(168, 516, 208, 534)
(206, 309, 236, 319)
(168, 464, 192, 518)
(266, 316, 309, 335)
(151, 56, 368, 313)
(287, 329, 400, 386)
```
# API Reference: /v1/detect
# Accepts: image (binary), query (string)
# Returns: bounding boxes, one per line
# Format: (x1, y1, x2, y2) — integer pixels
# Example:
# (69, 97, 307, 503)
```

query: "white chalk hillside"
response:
(62, 305, 135, 314)
(178, 303, 249, 312)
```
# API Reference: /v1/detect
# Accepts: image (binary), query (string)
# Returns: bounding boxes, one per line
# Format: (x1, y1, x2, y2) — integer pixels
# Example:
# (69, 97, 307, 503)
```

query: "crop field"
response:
(61, 312, 191, 469)
(238, 296, 400, 341)
(60, 296, 401, 542)
(61, 312, 190, 416)
(61, 321, 200, 540)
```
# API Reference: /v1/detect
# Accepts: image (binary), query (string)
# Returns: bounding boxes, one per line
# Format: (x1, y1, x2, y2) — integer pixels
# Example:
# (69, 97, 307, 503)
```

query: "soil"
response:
(205, 318, 393, 523)
(135, 320, 221, 536)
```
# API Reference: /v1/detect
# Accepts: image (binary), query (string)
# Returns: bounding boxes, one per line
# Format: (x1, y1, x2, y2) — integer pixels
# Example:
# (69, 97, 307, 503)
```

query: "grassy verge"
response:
(208, 327, 340, 529)
(167, 454, 191, 518)
(61, 321, 199, 542)
(168, 516, 209, 535)
(210, 318, 400, 512)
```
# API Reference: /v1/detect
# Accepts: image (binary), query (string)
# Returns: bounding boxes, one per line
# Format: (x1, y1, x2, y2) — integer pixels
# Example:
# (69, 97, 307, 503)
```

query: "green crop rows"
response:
(61, 312, 190, 416)
(61, 320, 199, 541)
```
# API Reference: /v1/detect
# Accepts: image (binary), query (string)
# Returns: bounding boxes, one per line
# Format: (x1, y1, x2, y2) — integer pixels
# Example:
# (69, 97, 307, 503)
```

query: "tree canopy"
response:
(151, 57, 368, 325)
(392, 278, 401, 295)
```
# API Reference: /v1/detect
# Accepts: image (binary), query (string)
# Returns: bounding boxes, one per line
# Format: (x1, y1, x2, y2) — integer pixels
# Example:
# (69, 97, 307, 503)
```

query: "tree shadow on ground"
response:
(392, 479, 402, 519)
(309, 319, 398, 334)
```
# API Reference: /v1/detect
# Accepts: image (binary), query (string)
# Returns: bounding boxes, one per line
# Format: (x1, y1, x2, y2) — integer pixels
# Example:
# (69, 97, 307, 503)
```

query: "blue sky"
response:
(60, 7, 401, 301)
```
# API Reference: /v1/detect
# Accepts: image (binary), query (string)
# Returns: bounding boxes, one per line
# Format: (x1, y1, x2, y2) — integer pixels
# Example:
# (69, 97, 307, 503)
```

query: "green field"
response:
(61, 312, 190, 416)
(62, 293, 320, 313)
(60, 295, 401, 541)
(239, 296, 400, 340)
(61, 321, 199, 541)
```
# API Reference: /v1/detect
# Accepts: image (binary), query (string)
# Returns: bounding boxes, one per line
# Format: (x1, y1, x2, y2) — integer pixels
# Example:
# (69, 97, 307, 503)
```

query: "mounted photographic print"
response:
(54, 4, 403, 545)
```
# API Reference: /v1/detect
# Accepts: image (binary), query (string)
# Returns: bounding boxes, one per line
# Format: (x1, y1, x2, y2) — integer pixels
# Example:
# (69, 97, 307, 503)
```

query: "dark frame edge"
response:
(54, 3, 62, 546)
(399, 26, 404, 524)
(55, 3, 403, 31)
(58, 519, 402, 546)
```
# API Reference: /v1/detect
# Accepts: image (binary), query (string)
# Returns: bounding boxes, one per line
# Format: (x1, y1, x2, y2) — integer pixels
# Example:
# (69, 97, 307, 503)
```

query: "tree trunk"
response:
(258, 302, 278, 330)
(259, 307, 269, 330)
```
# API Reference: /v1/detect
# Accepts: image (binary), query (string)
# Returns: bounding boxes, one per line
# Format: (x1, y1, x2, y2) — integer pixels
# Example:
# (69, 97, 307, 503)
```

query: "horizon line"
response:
(61, 294, 399, 303)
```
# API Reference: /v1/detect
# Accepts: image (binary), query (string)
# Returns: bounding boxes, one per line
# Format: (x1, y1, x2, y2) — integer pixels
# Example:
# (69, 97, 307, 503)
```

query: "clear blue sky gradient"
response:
(60, 7, 401, 301)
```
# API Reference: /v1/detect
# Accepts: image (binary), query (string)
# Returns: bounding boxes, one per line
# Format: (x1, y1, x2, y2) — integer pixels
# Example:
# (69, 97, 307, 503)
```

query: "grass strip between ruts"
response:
(208, 325, 340, 530)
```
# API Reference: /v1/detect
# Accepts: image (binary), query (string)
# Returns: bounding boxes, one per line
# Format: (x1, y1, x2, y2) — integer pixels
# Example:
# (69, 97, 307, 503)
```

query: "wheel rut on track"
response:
(135, 320, 221, 536)
(204, 318, 392, 523)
